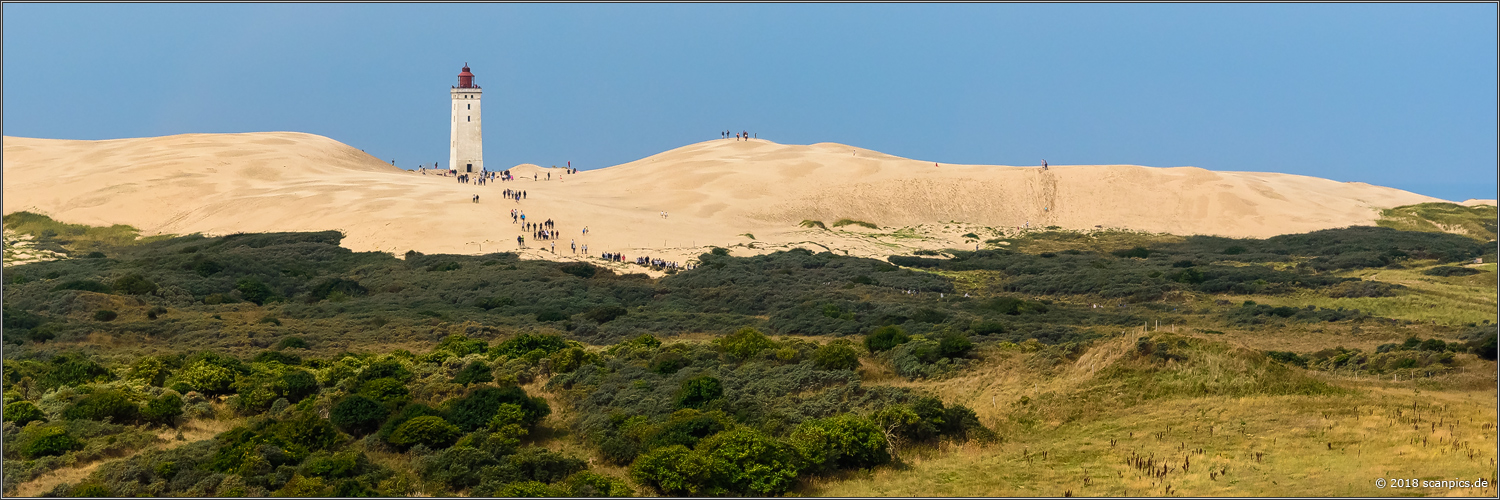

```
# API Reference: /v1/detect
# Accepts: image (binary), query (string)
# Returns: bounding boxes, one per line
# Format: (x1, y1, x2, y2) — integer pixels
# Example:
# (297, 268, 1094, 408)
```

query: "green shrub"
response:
(677, 376, 724, 409)
(276, 369, 319, 402)
(358, 377, 411, 403)
(584, 305, 628, 324)
(812, 340, 860, 370)
(273, 475, 328, 497)
(330, 395, 389, 436)
(447, 386, 551, 432)
(560, 470, 634, 497)
(1423, 265, 1482, 277)
(253, 350, 302, 366)
(560, 262, 599, 279)
(696, 427, 801, 495)
(112, 273, 158, 295)
(719, 327, 776, 360)
(277, 336, 309, 350)
(307, 277, 368, 302)
(62, 390, 140, 423)
(832, 219, 878, 229)
(630, 445, 716, 496)
(357, 358, 414, 383)
(437, 334, 489, 356)
(790, 414, 890, 473)
(93, 310, 119, 322)
(492, 333, 570, 358)
(389, 416, 462, 449)
(236, 277, 278, 305)
(4, 400, 48, 426)
(141, 393, 184, 426)
(473, 295, 516, 310)
(19, 426, 83, 458)
(548, 347, 601, 374)
(72, 483, 113, 497)
(53, 280, 111, 293)
(937, 333, 974, 358)
(417, 446, 498, 491)
(650, 351, 690, 375)
(864, 325, 910, 352)
(1112, 246, 1152, 258)
(39, 353, 115, 390)
(452, 361, 494, 386)
(178, 360, 237, 395)
(536, 310, 568, 322)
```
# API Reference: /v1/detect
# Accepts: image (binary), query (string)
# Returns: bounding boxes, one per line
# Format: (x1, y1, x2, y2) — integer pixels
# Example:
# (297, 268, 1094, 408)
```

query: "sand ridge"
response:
(3, 132, 1447, 271)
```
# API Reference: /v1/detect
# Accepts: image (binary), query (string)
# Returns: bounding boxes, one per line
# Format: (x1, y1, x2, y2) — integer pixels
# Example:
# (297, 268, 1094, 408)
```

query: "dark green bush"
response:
(1423, 266, 1482, 277)
(236, 277, 278, 305)
(4, 400, 48, 426)
(53, 280, 111, 293)
(307, 277, 368, 302)
(358, 377, 411, 403)
(560, 262, 599, 279)
(112, 273, 158, 295)
(812, 340, 860, 371)
(62, 390, 140, 423)
(790, 414, 890, 473)
(585, 305, 628, 324)
(275, 336, 307, 350)
(253, 350, 302, 366)
(864, 325, 910, 352)
(677, 376, 724, 409)
(937, 333, 974, 358)
(389, 415, 462, 449)
(92, 310, 118, 322)
(330, 395, 390, 436)
(141, 393, 184, 426)
(696, 427, 800, 495)
(446, 386, 550, 432)
(453, 361, 494, 386)
(492, 333, 570, 359)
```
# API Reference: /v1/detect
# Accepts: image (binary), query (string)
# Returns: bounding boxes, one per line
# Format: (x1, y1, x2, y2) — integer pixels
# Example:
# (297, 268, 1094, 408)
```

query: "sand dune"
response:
(3, 132, 1448, 271)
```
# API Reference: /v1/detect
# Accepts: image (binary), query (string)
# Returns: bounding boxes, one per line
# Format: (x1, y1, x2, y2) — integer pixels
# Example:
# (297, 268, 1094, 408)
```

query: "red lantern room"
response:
(456, 64, 477, 89)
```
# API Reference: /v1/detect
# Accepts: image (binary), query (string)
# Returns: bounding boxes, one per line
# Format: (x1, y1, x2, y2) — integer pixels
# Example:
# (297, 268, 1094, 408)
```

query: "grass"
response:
(832, 218, 879, 230)
(1377, 203, 1497, 242)
(799, 220, 828, 230)
(802, 334, 1498, 497)
(3, 211, 171, 258)
(1241, 266, 1497, 327)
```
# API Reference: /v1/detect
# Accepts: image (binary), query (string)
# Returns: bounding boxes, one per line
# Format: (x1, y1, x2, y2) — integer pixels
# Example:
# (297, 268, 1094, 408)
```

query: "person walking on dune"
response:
(1042, 159, 1048, 170)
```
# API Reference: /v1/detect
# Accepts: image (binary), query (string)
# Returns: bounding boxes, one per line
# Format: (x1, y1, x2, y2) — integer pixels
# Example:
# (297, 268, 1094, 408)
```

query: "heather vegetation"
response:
(3, 213, 1495, 497)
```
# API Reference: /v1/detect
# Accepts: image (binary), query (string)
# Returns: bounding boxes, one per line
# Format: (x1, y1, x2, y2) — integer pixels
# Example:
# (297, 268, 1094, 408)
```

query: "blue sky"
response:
(5, 3, 1495, 201)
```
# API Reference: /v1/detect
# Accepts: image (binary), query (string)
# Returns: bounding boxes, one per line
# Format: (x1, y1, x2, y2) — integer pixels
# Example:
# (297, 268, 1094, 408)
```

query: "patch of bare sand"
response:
(4, 133, 1447, 272)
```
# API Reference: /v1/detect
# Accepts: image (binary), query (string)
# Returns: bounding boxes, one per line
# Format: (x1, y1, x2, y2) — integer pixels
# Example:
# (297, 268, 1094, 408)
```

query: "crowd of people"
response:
(722, 130, 756, 141)
(635, 256, 691, 270)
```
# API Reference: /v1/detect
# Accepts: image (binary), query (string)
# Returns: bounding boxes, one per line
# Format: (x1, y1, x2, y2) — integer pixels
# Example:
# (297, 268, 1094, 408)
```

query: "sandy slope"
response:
(3, 132, 1448, 271)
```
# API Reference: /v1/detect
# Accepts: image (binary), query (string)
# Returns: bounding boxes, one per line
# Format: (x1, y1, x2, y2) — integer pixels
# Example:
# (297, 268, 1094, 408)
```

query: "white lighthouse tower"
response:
(449, 64, 483, 173)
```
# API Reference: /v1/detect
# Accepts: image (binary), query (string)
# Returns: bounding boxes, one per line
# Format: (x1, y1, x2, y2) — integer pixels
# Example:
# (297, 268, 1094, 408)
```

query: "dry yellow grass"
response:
(802, 334, 1497, 497)
(11, 415, 246, 497)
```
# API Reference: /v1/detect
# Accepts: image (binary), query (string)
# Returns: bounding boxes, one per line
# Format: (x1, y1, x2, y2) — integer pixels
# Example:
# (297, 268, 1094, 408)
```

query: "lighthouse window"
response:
(467, 103, 470, 110)
(467, 116, 470, 122)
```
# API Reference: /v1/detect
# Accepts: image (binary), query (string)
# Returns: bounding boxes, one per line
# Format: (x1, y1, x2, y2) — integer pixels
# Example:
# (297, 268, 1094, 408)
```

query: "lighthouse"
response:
(449, 64, 483, 173)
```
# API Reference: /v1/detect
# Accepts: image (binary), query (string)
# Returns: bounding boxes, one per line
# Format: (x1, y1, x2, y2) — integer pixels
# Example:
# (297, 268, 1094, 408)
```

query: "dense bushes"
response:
(1227, 302, 1367, 325)
(864, 325, 911, 352)
(62, 390, 140, 424)
(5, 400, 48, 426)
(330, 395, 388, 436)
